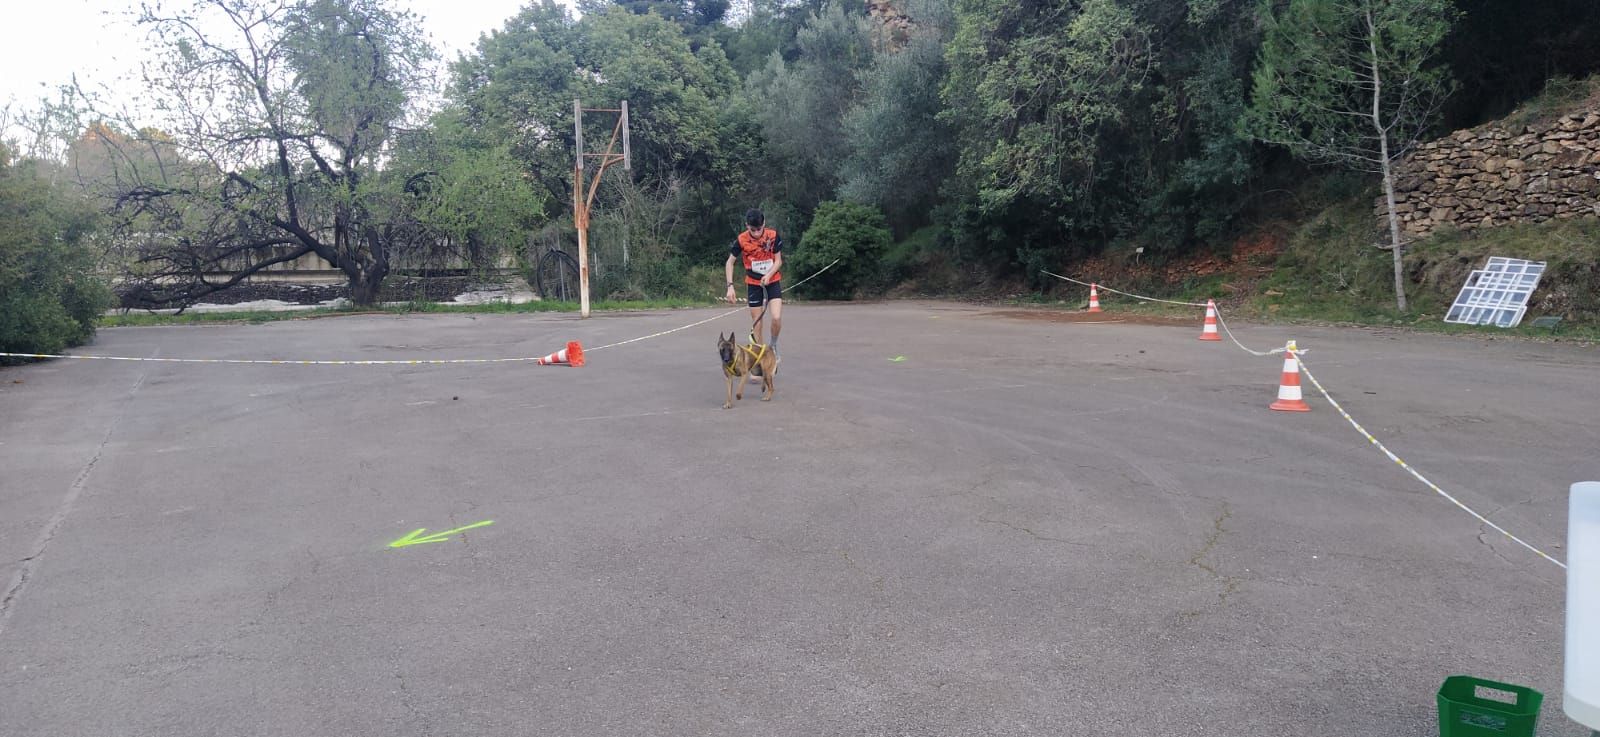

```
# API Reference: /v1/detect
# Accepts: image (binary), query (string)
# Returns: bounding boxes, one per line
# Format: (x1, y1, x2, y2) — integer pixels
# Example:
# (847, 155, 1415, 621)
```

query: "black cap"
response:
(745, 208, 765, 227)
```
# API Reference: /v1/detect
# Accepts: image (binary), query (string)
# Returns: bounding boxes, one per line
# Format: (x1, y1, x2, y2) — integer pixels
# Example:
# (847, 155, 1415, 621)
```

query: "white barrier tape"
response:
(1211, 309, 1287, 358)
(1038, 267, 1554, 568)
(584, 308, 744, 352)
(1297, 357, 1567, 570)
(772, 258, 840, 291)
(1036, 266, 1286, 359)
(588, 258, 840, 353)
(0, 353, 547, 366)
(1, 261, 844, 365)
(1040, 269, 1209, 307)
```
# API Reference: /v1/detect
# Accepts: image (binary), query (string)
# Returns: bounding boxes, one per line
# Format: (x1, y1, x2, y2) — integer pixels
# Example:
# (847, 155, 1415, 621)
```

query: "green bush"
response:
(789, 201, 892, 299)
(601, 259, 723, 302)
(0, 159, 110, 361)
(882, 225, 946, 283)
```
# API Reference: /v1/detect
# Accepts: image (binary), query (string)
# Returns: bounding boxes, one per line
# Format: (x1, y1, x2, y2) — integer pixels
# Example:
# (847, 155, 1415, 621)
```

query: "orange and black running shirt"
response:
(731, 228, 783, 286)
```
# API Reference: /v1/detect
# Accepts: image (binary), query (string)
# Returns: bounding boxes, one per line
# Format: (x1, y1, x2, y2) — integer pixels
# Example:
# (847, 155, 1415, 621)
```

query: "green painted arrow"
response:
(388, 520, 494, 548)
(888, 356, 907, 362)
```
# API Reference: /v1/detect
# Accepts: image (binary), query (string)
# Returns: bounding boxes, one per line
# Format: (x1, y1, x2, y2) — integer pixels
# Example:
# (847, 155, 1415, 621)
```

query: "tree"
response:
(449, 1, 584, 211)
(838, 0, 956, 234)
(941, 0, 1156, 267)
(391, 108, 543, 275)
(106, 0, 475, 306)
(789, 200, 890, 299)
(1131, 0, 1262, 251)
(0, 156, 111, 359)
(453, 4, 738, 206)
(716, 0, 830, 77)
(452, 2, 743, 274)
(580, 0, 732, 47)
(66, 122, 185, 202)
(746, 1, 873, 215)
(1439, 0, 1600, 128)
(1244, 0, 1458, 312)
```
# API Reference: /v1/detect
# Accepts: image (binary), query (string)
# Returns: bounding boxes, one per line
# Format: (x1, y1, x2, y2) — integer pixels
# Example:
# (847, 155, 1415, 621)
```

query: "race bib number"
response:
(751, 258, 775, 276)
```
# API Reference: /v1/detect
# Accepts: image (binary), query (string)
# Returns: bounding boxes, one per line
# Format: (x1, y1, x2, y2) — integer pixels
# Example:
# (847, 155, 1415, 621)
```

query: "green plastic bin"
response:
(1437, 675, 1543, 737)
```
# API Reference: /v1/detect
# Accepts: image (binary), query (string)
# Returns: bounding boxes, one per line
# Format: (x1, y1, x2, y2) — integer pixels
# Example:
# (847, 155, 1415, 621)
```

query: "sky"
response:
(0, 0, 574, 118)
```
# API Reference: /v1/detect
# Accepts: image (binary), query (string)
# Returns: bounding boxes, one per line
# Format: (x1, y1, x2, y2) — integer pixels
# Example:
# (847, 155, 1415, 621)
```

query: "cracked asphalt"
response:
(1, 301, 1595, 736)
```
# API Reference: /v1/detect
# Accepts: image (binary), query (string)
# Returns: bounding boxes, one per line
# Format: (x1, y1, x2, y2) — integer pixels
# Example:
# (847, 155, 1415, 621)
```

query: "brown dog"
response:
(718, 332, 776, 409)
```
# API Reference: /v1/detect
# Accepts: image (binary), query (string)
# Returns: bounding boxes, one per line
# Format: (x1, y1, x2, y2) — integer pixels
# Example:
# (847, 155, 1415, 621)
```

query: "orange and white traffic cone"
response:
(536, 341, 585, 367)
(1198, 299, 1222, 341)
(1087, 283, 1103, 313)
(1269, 340, 1310, 412)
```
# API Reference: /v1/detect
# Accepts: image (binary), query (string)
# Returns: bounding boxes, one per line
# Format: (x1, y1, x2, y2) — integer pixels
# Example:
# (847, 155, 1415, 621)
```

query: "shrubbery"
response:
(0, 154, 111, 361)
(789, 201, 891, 300)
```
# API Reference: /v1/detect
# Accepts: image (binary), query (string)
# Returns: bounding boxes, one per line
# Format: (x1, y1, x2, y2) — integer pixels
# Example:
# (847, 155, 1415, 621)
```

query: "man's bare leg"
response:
(768, 299, 782, 372)
(768, 299, 782, 350)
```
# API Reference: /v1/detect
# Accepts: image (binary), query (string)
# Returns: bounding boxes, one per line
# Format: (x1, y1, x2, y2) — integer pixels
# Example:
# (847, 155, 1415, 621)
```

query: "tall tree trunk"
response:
(1367, 8, 1408, 313)
(345, 247, 389, 307)
(348, 266, 384, 306)
(1380, 157, 1408, 313)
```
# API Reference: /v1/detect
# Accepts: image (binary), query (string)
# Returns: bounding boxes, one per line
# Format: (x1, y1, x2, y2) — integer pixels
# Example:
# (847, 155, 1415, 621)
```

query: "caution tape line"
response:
(584, 308, 744, 352)
(1039, 268, 1284, 358)
(1296, 357, 1566, 570)
(1, 260, 844, 366)
(1044, 267, 1556, 569)
(1211, 309, 1286, 358)
(584, 259, 839, 352)
(0, 353, 549, 365)
(1040, 270, 1209, 307)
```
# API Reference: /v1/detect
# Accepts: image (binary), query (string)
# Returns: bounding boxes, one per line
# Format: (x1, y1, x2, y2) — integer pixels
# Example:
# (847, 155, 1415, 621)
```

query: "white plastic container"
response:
(1568, 481, 1600, 731)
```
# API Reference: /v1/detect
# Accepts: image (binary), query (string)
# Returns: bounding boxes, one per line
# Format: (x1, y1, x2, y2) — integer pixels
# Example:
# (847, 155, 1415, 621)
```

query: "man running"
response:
(725, 208, 783, 373)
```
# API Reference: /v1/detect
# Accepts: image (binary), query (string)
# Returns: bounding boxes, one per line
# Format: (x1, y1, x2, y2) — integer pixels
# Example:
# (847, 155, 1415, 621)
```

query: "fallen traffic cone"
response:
(536, 341, 585, 367)
(1198, 299, 1222, 341)
(1269, 340, 1310, 412)
(1087, 283, 1103, 313)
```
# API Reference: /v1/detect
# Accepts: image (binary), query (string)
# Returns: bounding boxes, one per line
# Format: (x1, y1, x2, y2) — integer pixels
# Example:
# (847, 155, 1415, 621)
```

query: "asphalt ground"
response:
(1, 301, 1596, 736)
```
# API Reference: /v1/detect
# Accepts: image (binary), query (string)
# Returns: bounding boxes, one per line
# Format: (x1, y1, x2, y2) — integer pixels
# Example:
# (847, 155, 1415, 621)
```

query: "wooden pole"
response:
(621, 100, 630, 172)
(573, 99, 590, 318)
(572, 99, 630, 318)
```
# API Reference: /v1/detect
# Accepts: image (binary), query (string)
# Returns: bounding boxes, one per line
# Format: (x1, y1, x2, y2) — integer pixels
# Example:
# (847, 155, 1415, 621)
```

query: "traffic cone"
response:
(1087, 283, 1103, 313)
(1198, 299, 1222, 341)
(1269, 341, 1310, 412)
(536, 341, 585, 367)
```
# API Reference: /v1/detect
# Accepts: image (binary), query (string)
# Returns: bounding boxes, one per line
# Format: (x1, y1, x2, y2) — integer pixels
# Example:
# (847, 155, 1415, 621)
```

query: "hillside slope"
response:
(1035, 79, 1600, 332)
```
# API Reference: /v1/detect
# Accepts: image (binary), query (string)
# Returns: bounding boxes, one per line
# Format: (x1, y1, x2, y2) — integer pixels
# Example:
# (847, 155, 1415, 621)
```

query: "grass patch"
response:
(1007, 192, 1600, 344)
(1500, 75, 1600, 131)
(1232, 187, 1600, 342)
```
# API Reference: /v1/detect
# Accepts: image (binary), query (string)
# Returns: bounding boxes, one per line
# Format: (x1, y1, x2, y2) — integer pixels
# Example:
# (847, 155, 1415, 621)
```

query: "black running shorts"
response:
(746, 281, 782, 307)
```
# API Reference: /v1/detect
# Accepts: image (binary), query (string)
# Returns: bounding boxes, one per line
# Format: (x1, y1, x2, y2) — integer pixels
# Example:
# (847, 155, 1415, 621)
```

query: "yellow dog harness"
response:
(724, 341, 769, 377)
